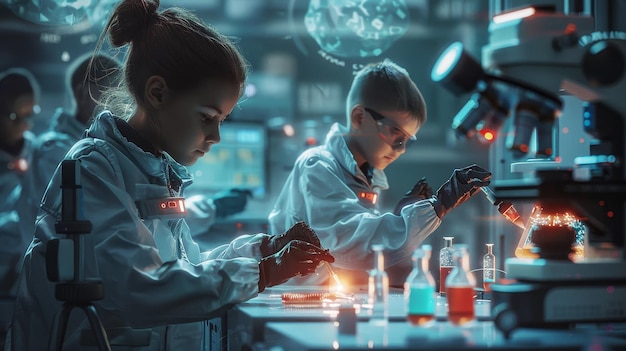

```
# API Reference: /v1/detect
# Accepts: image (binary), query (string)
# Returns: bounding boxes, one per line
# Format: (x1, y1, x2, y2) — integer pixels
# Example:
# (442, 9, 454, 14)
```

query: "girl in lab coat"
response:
(7, 1, 332, 350)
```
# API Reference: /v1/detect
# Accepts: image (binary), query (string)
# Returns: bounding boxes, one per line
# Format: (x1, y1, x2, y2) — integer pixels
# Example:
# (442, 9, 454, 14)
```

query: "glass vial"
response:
(368, 244, 389, 325)
(483, 243, 495, 292)
(404, 245, 436, 326)
(439, 236, 454, 295)
(445, 244, 476, 326)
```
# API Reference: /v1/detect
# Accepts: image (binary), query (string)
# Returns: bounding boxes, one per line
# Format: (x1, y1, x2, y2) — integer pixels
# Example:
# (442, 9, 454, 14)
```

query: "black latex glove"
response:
(393, 177, 434, 215)
(213, 189, 252, 218)
(260, 221, 322, 257)
(258, 240, 335, 292)
(433, 164, 491, 219)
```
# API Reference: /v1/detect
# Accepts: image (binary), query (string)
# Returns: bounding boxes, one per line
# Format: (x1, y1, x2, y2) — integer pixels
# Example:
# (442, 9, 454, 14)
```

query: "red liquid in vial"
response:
(439, 266, 453, 293)
(407, 314, 434, 326)
(446, 286, 475, 325)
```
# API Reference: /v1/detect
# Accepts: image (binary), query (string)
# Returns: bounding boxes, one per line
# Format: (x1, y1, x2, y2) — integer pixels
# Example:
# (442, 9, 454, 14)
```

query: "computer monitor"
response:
(186, 121, 267, 198)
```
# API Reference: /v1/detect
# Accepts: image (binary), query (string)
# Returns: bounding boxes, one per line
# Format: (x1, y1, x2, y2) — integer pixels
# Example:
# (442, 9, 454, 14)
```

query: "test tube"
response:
(483, 243, 495, 291)
(439, 236, 454, 295)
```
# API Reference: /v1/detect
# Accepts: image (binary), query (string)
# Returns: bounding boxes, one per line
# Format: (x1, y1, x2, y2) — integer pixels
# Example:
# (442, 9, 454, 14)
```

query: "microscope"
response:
(431, 6, 626, 337)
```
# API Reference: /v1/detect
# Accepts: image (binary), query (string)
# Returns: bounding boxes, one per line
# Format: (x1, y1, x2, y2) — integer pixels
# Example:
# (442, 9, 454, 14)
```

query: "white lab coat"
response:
(268, 123, 441, 286)
(8, 112, 265, 351)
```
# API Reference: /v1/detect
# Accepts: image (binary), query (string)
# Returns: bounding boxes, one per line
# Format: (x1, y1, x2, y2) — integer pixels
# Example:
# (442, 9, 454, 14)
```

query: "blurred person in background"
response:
(26, 53, 122, 237)
(0, 67, 39, 349)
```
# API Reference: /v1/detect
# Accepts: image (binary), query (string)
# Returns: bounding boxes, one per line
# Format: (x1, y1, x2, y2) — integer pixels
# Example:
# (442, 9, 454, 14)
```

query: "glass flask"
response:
(482, 244, 495, 292)
(445, 244, 476, 326)
(439, 236, 454, 295)
(515, 203, 586, 261)
(368, 244, 389, 325)
(404, 245, 436, 326)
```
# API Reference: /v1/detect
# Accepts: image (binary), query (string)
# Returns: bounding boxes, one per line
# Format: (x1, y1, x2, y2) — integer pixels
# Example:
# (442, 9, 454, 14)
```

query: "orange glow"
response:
(493, 7, 536, 24)
(359, 191, 378, 205)
(562, 127, 569, 134)
(306, 136, 317, 146)
(579, 138, 585, 143)
(481, 130, 495, 141)
(326, 263, 345, 292)
(519, 144, 529, 153)
(564, 23, 577, 34)
(554, 156, 562, 163)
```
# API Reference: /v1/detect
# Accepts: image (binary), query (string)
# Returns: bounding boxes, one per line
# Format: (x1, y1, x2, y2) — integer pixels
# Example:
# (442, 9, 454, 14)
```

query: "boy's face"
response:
(353, 105, 420, 170)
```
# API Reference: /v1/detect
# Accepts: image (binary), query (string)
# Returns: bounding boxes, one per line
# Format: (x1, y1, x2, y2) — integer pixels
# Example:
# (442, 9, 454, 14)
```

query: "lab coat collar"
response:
(85, 111, 192, 184)
(324, 123, 389, 190)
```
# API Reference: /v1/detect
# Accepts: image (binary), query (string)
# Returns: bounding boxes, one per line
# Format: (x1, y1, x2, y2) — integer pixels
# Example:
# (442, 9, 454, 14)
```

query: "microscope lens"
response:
(507, 109, 538, 156)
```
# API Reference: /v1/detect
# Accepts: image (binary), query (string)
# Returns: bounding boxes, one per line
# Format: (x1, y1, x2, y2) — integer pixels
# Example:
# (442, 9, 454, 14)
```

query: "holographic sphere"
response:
(2, 0, 118, 26)
(304, 0, 410, 58)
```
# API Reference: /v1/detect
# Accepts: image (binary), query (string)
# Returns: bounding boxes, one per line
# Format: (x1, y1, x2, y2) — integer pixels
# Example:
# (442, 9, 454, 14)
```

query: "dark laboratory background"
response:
(1, 0, 623, 279)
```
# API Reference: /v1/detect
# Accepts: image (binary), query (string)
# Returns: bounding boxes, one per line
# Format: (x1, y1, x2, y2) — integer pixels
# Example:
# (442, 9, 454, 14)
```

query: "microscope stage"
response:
(506, 258, 626, 281)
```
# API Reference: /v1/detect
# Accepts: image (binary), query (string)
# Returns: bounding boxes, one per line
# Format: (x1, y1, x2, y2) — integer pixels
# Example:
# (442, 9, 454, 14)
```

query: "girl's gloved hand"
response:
(258, 240, 335, 292)
(261, 221, 322, 257)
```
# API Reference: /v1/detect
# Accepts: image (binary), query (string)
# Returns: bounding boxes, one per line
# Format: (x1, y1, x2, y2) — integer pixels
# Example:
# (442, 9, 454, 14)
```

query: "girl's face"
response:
(156, 79, 241, 166)
(0, 94, 35, 146)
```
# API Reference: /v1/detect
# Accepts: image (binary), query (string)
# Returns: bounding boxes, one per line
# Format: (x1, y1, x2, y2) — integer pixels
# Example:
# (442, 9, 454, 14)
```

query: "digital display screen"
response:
(186, 121, 267, 198)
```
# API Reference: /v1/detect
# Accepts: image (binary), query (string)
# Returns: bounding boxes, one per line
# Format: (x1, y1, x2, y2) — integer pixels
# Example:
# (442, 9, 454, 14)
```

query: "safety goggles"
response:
(364, 107, 417, 150)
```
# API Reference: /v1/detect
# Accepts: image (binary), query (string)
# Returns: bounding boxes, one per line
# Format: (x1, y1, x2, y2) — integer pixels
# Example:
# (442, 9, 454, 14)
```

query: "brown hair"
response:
(346, 59, 426, 127)
(95, 0, 248, 118)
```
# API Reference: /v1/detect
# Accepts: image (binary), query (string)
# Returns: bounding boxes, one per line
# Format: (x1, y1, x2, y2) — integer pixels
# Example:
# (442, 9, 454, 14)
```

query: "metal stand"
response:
(47, 160, 111, 351)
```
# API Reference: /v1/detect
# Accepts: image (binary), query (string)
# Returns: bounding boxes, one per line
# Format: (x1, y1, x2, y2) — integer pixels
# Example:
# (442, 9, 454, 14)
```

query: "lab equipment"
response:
(445, 244, 476, 326)
(404, 245, 436, 326)
(482, 243, 495, 292)
(515, 203, 586, 261)
(368, 244, 389, 325)
(46, 160, 111, 351)
(438, 236, 454, 295)
(432, 5, 626, 337)
(480, 186, 525, 229)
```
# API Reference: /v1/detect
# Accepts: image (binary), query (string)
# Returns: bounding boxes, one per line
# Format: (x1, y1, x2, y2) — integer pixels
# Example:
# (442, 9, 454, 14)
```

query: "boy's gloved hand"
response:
(393, 177, 433, 215)
(213, 189, 252, 218)
(433, 164, 491, 218)
(261, 221, 322, 257)
(258, 240, 335, 292)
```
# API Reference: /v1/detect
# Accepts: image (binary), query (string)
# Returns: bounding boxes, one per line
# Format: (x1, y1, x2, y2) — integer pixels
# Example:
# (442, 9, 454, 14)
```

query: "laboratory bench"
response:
(214, 286, 626, 351)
